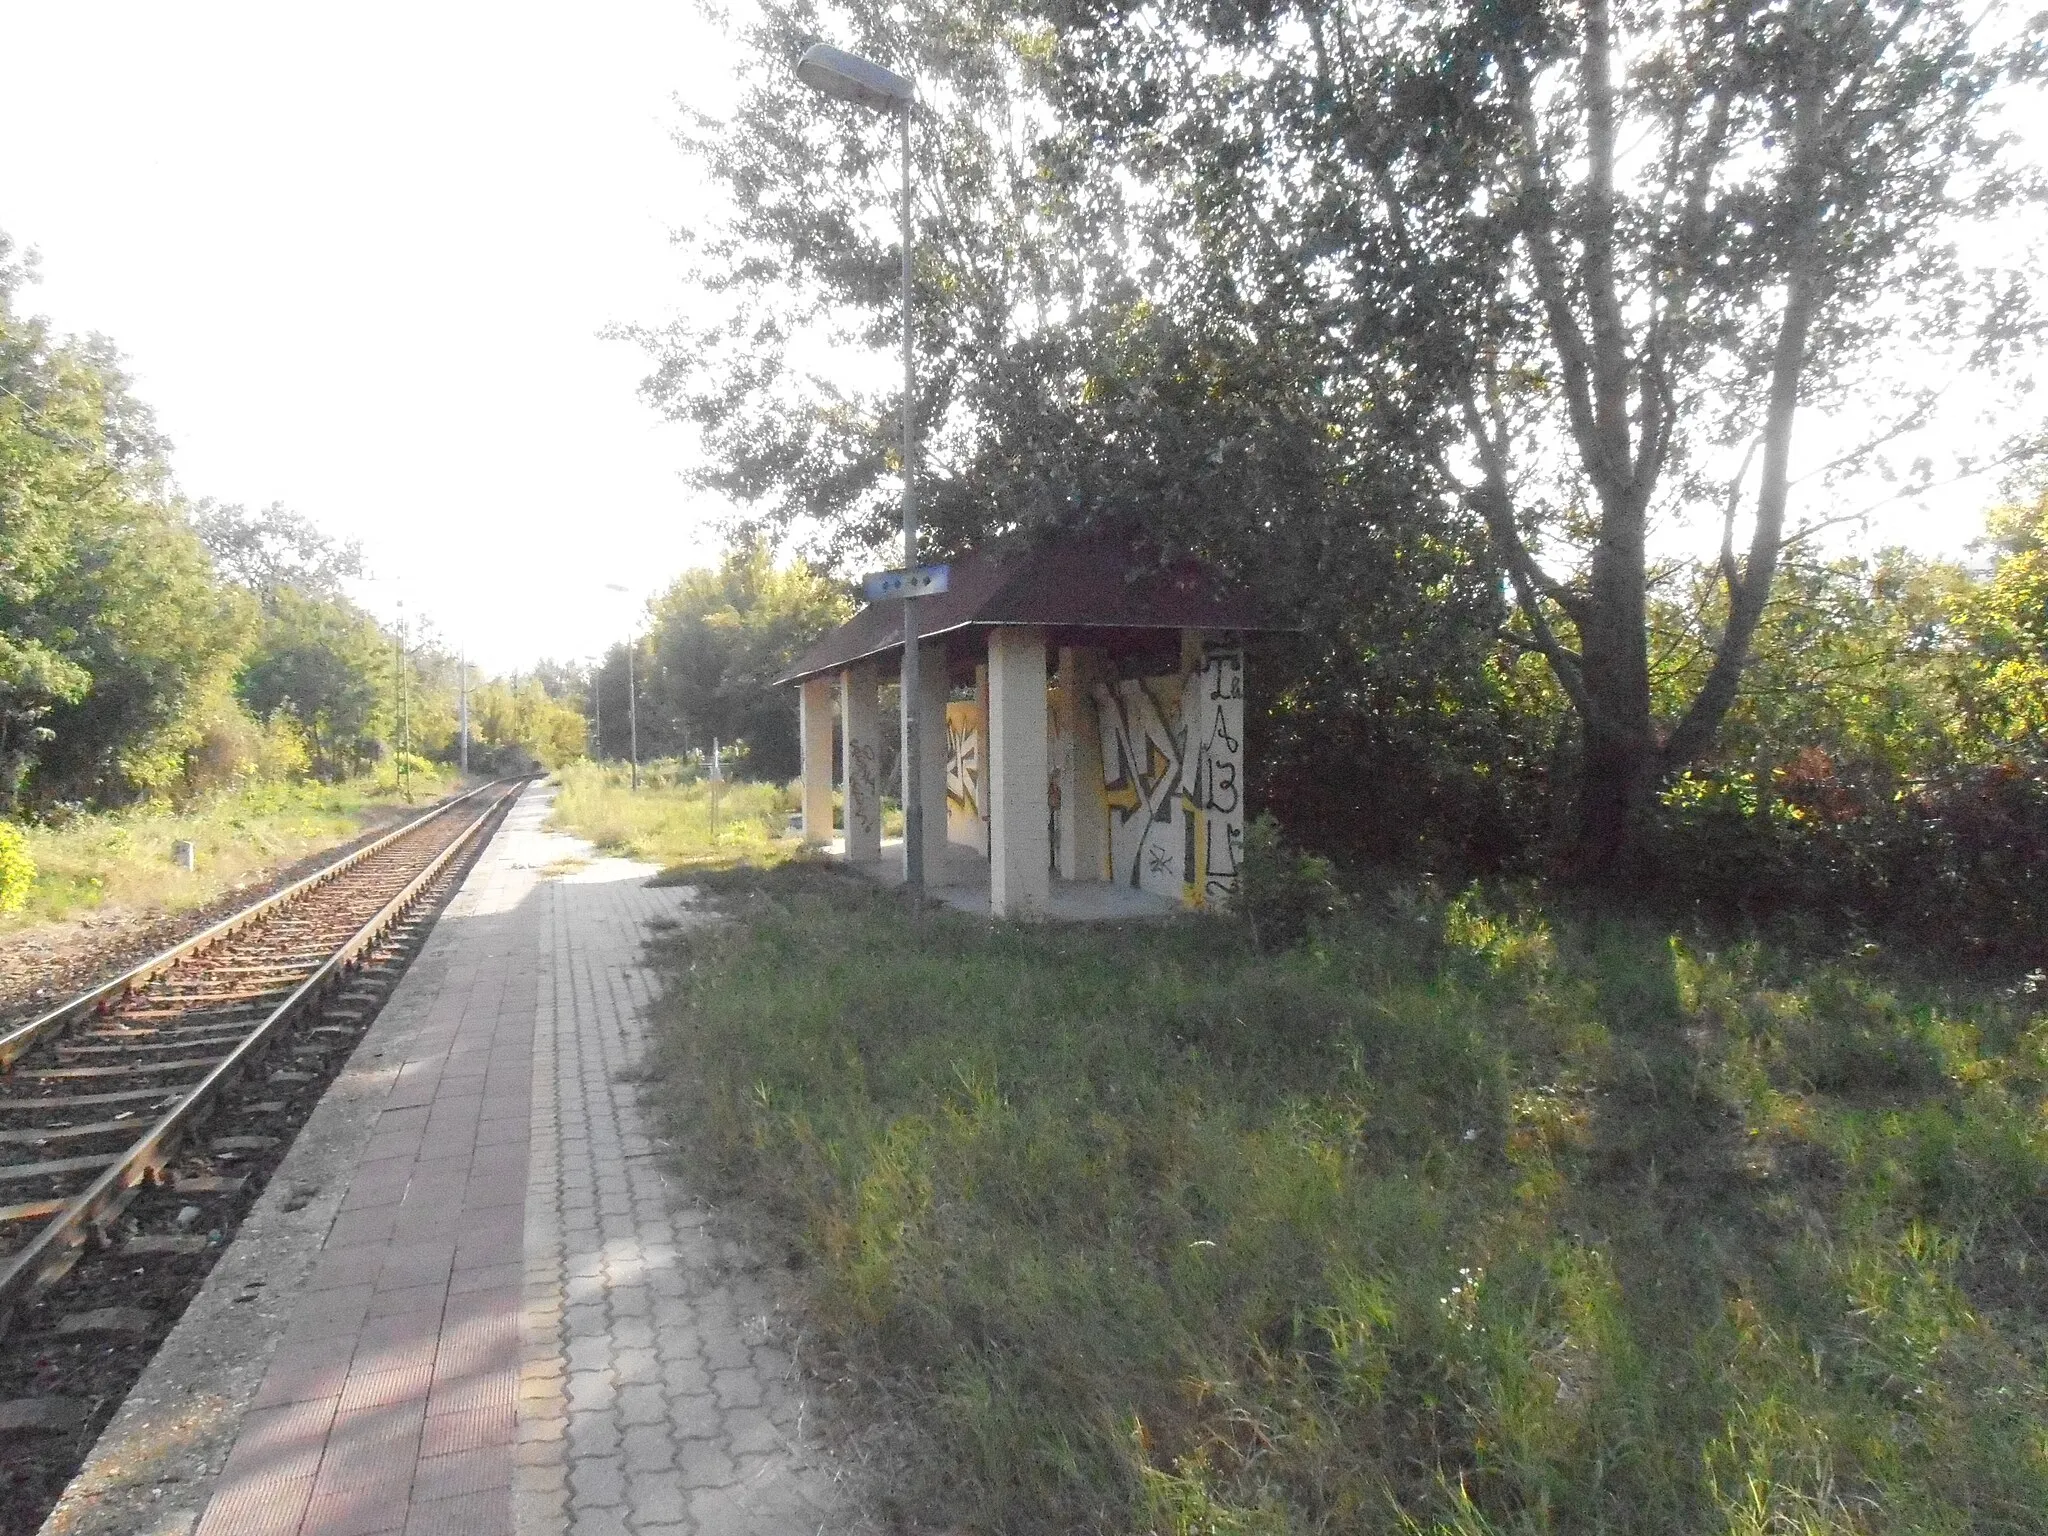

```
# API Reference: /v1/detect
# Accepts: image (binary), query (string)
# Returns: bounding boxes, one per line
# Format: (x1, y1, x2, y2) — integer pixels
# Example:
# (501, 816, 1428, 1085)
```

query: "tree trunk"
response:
(1571, 501, 1659, 881)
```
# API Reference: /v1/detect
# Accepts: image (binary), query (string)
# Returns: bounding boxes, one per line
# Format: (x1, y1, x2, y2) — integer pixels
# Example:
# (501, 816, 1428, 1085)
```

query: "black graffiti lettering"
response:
(847, 741, 880, 833)
(1207, 652, 1244, 701)
(1208, 708, 1241, 762)
(1205, 817, 1241, 892)
(1208, 758, 1239, 815)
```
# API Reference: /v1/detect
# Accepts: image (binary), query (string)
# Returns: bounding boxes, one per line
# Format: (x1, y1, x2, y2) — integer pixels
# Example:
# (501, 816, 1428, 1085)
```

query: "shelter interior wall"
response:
(939, 637, 1244, 908)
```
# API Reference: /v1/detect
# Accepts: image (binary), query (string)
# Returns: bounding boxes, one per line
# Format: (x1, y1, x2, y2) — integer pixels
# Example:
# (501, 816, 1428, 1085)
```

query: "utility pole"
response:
(394, 599, 410, 800)
(458, 647, 470, 777)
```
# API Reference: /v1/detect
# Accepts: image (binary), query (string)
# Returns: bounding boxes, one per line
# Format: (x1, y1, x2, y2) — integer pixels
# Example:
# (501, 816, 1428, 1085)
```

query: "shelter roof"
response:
(776, 530, 1276, 686)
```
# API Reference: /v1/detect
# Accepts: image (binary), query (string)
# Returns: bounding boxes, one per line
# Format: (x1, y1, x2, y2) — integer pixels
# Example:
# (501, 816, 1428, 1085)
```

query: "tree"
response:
(615, 541, 851, 779)
(2, 230, 252, 809)
(639, 0, 1541, 864)
(633, 0, 1129, 563)
(237, 586, 390, 777)
(469, 677, 588, 771)
(194, 500, 363, 605)
(1950, 489, 2048, 756)
(1046, 0, 2045, 875)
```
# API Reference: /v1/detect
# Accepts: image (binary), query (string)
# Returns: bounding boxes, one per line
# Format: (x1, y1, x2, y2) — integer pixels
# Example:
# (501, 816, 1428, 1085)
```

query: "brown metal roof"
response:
(776, 530, 1277, 686)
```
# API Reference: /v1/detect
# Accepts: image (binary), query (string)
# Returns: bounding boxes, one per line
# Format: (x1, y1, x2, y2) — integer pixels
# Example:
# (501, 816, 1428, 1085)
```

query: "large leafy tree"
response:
(640, 0, 1539, 861)
(599, 540, 850, 779)
(197, 501, 387, 777)
(193, 499, 363, 604)
(1047, 0, 2045, 874)
(1, 232, 251, 808)
(234, 586, 390, 777)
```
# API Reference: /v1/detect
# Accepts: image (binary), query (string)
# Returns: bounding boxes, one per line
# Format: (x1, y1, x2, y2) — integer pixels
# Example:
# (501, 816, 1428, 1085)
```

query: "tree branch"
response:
(1498, 48, 1613, 491)
(1456, 385, 1599, 724)
(1664, 64, 1829, 771)
(1576, 0, 1642, 500)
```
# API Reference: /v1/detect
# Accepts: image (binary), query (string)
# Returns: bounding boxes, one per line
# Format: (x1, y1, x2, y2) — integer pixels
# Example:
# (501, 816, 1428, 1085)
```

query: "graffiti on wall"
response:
(1179, 645, 1245, 906)
(944, 700, 986, 853)
(845, 739, 880, 846)
(1092, 676, 1187, 900)
(1087, 646, 1245, 907)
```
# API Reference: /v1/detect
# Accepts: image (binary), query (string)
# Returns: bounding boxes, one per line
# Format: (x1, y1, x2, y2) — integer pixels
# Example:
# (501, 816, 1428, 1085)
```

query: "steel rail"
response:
(0, 780, 523, 1339)
(0, 782, 499, 1072)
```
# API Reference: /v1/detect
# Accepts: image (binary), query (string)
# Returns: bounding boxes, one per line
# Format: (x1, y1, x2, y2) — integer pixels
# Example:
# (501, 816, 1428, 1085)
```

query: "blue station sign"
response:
(862, 563, 951, 603)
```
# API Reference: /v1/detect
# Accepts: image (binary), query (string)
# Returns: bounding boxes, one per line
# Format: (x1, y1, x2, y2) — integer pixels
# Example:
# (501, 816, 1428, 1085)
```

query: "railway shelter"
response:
(778, 531, 1273, 918)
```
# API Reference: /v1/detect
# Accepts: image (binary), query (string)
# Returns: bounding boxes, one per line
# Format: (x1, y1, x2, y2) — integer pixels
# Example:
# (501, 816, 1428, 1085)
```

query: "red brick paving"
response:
(194, 845, 535, 1536)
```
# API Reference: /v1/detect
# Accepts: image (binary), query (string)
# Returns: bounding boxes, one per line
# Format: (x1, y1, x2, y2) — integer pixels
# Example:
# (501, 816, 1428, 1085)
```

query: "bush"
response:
(1236, 812, 1344, 952)
(0, 822, 32, 913)
(1657, 753, 2048, 963)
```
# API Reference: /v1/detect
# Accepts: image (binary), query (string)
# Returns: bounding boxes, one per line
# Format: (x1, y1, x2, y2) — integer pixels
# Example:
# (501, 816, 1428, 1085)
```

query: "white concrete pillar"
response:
(974, 662, 991, 849)
(1177, 630, 1247, 910)
(901, 642, 949, 884)
(839, 662, 882, 863)
(799, 677, 835, 845)
(1054, 647, 1108, 881)
(987, 626, 1050, 917)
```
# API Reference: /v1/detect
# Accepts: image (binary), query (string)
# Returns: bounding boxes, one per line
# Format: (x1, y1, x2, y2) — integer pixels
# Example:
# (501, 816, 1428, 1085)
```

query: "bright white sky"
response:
(0, 2, 739, 674)
(0, 4, 2038, 677)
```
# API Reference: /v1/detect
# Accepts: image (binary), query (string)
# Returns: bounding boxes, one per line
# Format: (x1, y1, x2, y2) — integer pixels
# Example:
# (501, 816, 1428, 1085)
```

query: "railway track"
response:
(0, 779, 522, 1344)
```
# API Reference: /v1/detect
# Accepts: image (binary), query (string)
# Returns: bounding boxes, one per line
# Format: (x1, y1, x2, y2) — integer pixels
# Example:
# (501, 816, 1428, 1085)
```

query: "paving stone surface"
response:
(168, 787, 865, 1536)
(516, 820, 865, 1536)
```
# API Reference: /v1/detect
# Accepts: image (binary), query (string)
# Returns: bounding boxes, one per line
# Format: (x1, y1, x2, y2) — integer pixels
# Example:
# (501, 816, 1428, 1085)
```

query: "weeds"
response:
(2, 767, 459, 931)
(548, 760, 799, 868)
(645, 867, 2048, 1534)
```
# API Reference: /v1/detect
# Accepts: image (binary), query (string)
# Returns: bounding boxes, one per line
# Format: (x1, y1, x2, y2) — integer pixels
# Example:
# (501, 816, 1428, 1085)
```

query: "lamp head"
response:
(795, 44, 914, 112)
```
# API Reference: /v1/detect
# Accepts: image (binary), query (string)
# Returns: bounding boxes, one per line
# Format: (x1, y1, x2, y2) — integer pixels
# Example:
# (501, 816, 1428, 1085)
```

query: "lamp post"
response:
(794, 42, 926, 909)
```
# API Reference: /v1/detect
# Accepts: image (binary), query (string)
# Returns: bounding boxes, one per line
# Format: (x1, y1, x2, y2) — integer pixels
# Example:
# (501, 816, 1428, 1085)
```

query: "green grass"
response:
(548, 759, 802, 869)
(644, 865, 2048, 1535)
(2, 765, 461, 932)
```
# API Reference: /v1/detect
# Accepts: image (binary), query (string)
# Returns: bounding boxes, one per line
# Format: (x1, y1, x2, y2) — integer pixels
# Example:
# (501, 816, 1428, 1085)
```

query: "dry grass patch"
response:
(548, 760, 800, 871)
(3, 767, 461, 933)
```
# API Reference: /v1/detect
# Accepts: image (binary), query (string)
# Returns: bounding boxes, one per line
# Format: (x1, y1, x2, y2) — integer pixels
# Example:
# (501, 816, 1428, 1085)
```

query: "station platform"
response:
(820, 836, 1182, 921)
(41, 785, 860, 1536)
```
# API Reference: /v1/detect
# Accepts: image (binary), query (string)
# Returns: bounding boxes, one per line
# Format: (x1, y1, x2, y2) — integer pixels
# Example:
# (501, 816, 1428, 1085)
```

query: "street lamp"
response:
(793, 42, 928, 910)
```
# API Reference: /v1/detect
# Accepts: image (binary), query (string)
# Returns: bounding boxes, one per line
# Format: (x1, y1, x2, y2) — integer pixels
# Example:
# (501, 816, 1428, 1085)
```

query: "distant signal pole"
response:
(394, 599, 410, 800)
(627, 640, 640, 792)
(604, 583, 639, 790)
